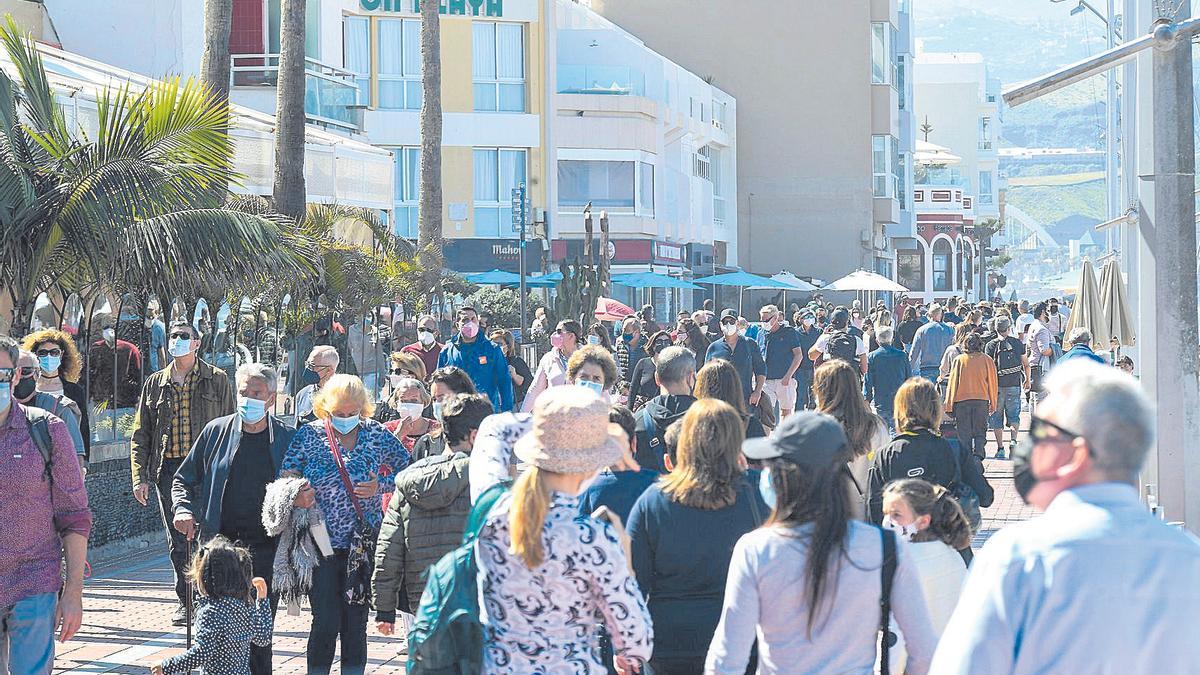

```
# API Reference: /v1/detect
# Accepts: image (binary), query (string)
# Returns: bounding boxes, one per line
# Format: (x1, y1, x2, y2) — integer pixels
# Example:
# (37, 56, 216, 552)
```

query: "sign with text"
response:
(358, 0, 538, 21)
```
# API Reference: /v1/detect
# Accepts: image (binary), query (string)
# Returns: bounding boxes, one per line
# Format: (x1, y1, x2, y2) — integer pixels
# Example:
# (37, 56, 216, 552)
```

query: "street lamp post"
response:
(1006, 6, 1200, 530)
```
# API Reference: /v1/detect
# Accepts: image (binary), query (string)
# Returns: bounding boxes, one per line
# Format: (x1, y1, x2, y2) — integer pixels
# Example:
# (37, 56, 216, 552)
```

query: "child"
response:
(152, 536, 274, 675)
(880, 479, 972, 635)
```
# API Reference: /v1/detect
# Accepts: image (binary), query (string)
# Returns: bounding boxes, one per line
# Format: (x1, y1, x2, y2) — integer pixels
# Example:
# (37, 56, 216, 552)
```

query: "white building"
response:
(892, 50, 1002, 303)
(552, 0, 736, 312)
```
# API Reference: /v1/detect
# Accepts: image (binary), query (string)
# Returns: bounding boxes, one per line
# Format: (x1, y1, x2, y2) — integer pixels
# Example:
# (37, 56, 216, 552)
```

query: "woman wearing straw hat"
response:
(476, 386, 653, 674)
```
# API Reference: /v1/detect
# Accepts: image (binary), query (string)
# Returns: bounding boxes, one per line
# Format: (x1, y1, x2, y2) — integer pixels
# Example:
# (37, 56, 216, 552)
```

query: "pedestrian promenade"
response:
(55, 455, 1030, 674)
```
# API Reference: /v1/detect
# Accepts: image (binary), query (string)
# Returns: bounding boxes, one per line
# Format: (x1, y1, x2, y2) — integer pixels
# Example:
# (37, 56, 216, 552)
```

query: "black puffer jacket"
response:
(865, 428, 994, 523)
(372, 451, 471, 620)
(634, 394, 695, 473)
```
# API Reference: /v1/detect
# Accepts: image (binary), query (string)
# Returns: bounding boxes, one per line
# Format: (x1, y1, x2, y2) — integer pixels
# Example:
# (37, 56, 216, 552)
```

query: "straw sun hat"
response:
(514, 386, 623, 474)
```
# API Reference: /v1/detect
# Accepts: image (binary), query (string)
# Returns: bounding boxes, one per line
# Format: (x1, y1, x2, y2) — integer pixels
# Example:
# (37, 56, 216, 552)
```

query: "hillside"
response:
(1004, 174, 1105, 241)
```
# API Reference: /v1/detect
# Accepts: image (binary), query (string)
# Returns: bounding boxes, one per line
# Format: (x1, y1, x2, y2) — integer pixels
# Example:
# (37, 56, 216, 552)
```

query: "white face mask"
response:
(721, 323, 738, 337)
(882, 516, 919, 542)
(396, 401, 424, 421)
(102, 328, 115, 343)
(418, 330, 435, 346)
(577, 379, 605, 396)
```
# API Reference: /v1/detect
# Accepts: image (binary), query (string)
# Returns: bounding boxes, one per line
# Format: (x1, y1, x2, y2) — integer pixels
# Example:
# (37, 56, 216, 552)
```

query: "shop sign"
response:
(360, 0, 504, 17)
(653, 242, 685, 265)
(443, 238, 543, 274)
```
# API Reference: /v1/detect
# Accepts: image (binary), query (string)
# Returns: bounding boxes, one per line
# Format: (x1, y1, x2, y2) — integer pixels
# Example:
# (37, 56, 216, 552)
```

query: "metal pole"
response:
(518, 183, 528, 342)
(1105, 0, 1119, 252)
(1149, 8, 1200, 529)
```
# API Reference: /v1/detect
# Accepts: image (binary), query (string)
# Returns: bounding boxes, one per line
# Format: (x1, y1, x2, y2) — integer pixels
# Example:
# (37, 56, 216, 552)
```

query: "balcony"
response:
(558, 64, 646, 97)
(231, 53, 362, 132)
(978, 139, 993, 151)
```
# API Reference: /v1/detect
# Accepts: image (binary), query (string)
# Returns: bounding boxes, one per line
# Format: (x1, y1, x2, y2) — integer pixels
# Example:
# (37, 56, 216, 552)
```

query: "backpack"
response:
(826, 330, 859, 365)
(24, 405, 55, 484)
(950, 443, 982, 531)
(992, 338, 1024, 380)
(406, 481, 510, 674)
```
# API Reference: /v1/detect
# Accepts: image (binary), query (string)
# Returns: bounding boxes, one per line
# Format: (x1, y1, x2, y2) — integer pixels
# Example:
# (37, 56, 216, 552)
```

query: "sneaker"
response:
(994, 447, 1006, 460)
(171, 604, 188, 626)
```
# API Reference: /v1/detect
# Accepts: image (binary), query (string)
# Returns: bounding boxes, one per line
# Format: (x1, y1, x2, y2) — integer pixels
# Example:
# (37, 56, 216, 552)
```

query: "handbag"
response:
(323, 420, 377, 606)
(950, 442, 983, 531)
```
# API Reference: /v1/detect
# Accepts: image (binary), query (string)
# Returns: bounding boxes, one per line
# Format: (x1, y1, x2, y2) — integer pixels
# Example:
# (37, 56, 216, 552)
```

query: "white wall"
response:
(45, 0, 202, 79)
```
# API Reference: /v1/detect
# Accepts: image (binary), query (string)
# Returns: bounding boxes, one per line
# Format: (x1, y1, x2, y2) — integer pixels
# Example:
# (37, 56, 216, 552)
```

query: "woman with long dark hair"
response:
(811, 360, 887, 515)
(627, 399, 767, 674)
(628, 330, 674, 410)
(706, 411, 937, 674)
(522, 319, 583, 411)
(694, 359, 766, 439)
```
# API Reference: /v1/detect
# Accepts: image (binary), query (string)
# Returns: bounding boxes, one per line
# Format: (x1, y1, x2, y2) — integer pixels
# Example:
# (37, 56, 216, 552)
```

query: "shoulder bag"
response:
(324, 420, 376, 606)
(878, 527, 898, 675)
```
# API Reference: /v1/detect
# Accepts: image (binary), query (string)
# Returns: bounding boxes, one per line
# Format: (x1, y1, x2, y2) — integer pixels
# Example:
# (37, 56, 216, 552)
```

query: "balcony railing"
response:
(231, 53, 362, 131)
(557, 64, 646, 97)
(979, 140, 994, 150)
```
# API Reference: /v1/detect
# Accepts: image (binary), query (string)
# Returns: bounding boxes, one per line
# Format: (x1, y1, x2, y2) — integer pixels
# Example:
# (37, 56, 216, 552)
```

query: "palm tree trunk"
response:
(200, 0, 233, 101)
(273, 0, 307, 221)
(417, 0, 445, 304)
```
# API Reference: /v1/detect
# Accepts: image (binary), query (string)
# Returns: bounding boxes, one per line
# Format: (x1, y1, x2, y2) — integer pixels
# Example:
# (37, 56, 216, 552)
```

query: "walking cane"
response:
(185, 527, 198, 648)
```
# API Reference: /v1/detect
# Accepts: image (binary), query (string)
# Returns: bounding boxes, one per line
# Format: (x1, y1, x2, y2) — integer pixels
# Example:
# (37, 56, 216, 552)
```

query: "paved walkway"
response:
(57, 430, 1033, 674)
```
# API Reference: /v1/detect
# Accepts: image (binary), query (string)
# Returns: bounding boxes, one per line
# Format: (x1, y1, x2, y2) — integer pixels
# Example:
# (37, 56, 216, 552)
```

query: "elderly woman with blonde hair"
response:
(279, 374, 410, 674)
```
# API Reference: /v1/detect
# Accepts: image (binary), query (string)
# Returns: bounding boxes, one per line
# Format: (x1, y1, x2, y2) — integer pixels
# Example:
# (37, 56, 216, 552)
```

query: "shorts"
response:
(990, 386, 1021, 428)
(764, 378, 798, 411)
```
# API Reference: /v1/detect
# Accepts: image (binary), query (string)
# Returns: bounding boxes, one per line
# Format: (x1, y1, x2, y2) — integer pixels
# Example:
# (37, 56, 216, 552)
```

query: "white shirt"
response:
(813, 331, 868, 357)
(908, 540, 966, 635)
(931, 483, 1200, 674)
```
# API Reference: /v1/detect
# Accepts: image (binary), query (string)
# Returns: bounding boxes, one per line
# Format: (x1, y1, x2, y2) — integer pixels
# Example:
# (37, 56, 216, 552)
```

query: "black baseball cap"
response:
(830, 308, 850, 326)
(743, 411, 848, 467)
(720, 308, 738, 321)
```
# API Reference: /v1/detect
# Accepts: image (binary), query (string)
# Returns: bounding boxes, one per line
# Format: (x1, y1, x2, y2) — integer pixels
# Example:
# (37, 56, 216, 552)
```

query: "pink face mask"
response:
(460, 321, 479, 339)
(550, 332, 565, 349)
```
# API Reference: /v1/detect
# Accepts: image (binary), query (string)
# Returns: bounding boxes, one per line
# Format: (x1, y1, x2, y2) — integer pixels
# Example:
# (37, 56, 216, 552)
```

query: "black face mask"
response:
(1012, 435, 1049, 504)
(1050, 306, 1059, 315)
(13, 377, 35, 402)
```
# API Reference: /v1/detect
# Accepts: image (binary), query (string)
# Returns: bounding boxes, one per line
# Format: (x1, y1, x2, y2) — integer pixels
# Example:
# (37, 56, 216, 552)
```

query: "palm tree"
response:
(417, 0, 445, 303)
(0, 18, 311, 331)
(272, 0, 307, 220)
(200, 0, 233, 102)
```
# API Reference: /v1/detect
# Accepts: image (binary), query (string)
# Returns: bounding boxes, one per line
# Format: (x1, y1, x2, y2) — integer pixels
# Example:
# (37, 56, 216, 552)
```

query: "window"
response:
(712, 99, 727, 127)
(378, 19, 422, 110)
(694, 145, 711, 181)
(640, 161, 655, 216)
(898, 153, 909, 210)
(978, 171, 994, 204)
(979, 116, 992, 150)
(871, 23, 892, 85)
(391, 147, 420, 238)
(873, 135, 898, 198)
(897, 250, 924, 291)
(933, 240, 953, 291)
(473, 22, 525, 112)
(558, 160, 635, 209)
(344, 17, 370, 105)
(474, 148, 527, 236)
(897, 54, 907, 109)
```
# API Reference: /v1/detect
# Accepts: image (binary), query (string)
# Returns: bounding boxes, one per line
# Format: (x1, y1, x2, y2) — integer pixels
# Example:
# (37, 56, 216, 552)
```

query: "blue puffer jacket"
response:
(436, 335, 513, 412)
(171, 414, 296, 535)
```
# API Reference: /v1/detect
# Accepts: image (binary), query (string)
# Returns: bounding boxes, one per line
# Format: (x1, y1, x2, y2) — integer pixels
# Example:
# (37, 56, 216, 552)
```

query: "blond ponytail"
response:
(508, 467, 552, 568)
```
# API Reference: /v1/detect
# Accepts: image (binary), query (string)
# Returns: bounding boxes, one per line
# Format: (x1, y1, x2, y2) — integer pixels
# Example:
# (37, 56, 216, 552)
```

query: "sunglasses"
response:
(1029, 415, 1081, 443)
(17, 366, 36, 378)
(169, 332, 192, 340)
(35, 348, 62, 358)
(389, 368, 413, 376)
(305, 361, 332, 371)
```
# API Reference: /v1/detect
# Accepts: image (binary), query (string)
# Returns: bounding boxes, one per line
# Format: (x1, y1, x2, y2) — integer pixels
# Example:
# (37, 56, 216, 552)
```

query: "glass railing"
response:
(557, 64, 646, 97)
(915, 166, 969, 187)
(231, 54, 361, 131)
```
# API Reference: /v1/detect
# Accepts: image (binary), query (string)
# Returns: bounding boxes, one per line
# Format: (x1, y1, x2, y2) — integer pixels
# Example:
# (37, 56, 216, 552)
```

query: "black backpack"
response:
(826, 330, 859, 365)
(23, 405, 55, 484)
(992, 338, 1024, 380)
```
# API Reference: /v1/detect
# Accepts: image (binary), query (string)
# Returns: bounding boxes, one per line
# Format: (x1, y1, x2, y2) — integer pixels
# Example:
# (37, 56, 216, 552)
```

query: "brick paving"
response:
(56, 414, 1036, 673)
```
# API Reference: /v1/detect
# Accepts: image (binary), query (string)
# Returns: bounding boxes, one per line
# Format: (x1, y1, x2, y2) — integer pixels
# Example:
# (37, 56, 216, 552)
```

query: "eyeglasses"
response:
(1030, 415, 1081, 443)
(305, 361, 332, 371)
(34, 348, 62, 358)
(169, 332, 192, 340)
(0, 368, 13, 383)
(389, 368, 412, 376)
(17, 367, 36, 378)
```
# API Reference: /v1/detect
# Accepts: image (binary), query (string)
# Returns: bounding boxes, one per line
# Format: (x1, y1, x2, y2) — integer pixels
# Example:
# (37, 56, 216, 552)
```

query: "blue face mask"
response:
(432, 401, 444, 423)
(169, 337, 192, 358)
(0, 382, 9, 412)
(758, 467, 776, 510)
(330, 414, 360, 434)
(577, 379, 605, 396)
(38, 354, 61, 374)
(301, 368, 321, 386)
(238, 396, 268, 424)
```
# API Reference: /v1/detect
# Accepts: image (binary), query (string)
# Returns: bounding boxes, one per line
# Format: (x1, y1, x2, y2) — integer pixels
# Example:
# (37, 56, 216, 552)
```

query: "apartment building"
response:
(591, 0, 914, 288)
(552, 0, 736, 312)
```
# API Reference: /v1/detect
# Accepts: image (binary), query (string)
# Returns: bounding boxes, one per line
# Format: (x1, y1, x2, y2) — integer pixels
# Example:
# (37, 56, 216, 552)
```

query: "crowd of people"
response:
(3, 291, 1199, 675)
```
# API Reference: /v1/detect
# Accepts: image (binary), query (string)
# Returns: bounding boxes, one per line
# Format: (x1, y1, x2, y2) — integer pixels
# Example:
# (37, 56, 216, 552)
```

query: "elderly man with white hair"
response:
(171, 363, 300, 675)
(296, 344, 340, 424)
(1058, 326, 1106, 365)
(931, 360, 1200, 673)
